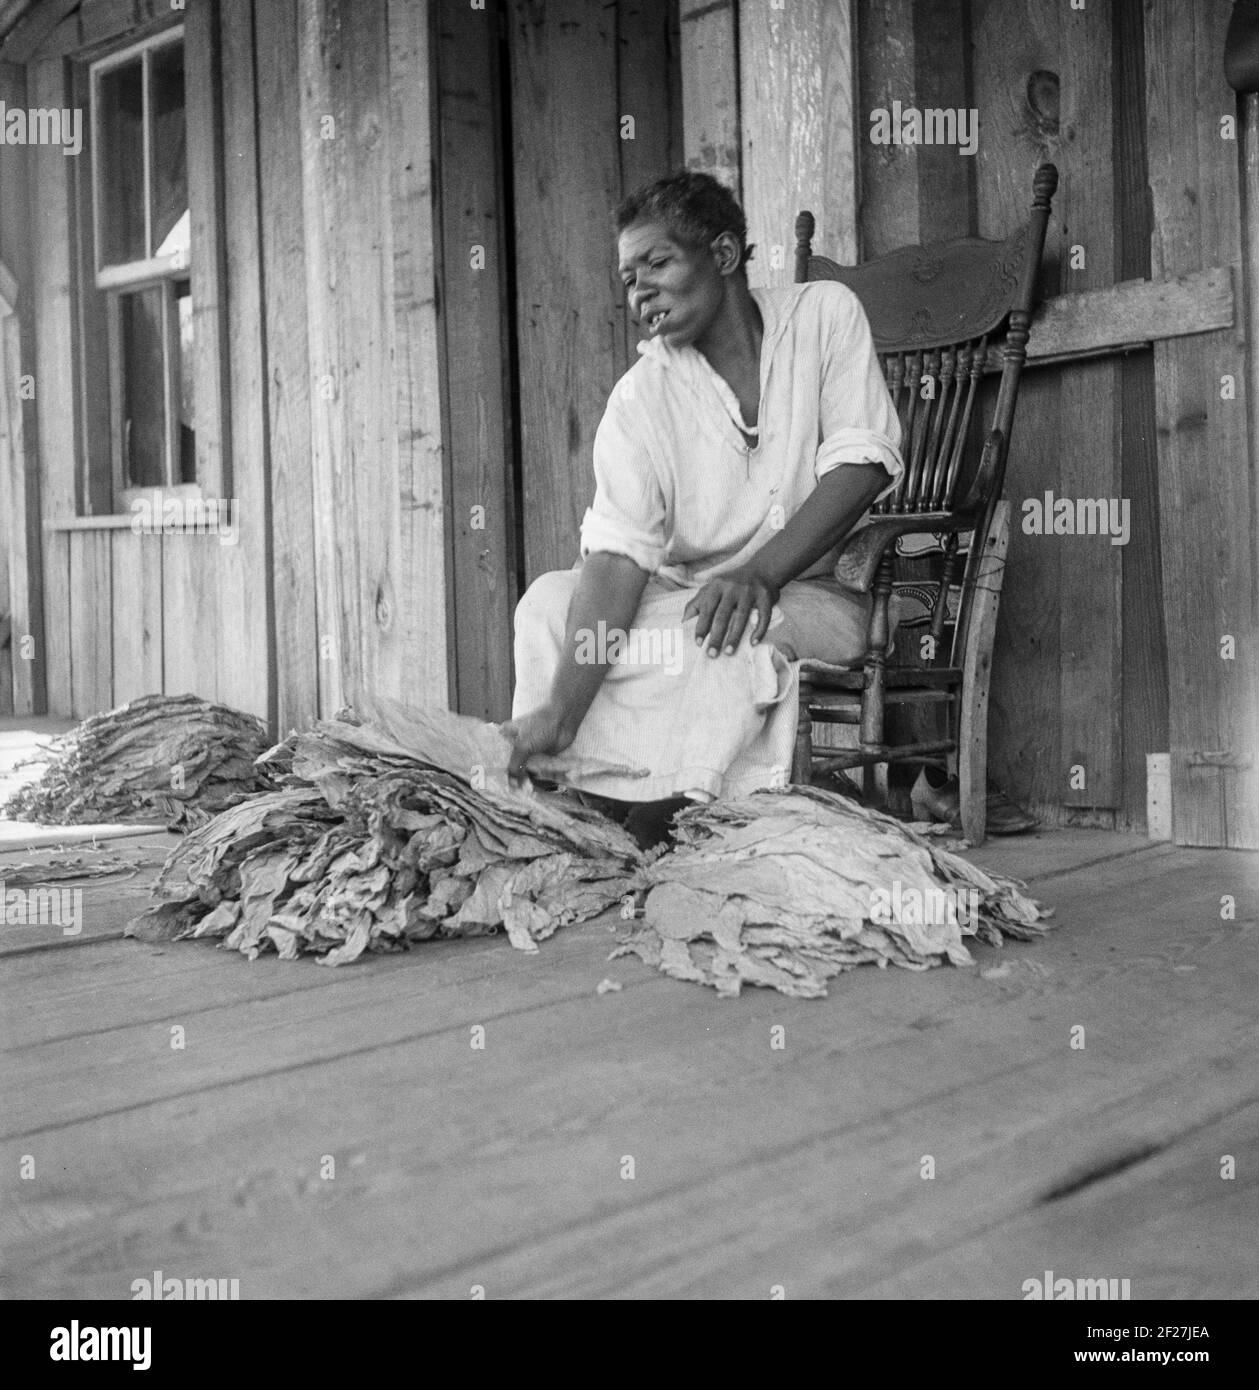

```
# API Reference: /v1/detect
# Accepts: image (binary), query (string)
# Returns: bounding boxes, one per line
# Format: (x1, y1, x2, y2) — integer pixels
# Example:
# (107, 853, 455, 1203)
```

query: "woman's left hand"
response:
(683, 567, 780, 656)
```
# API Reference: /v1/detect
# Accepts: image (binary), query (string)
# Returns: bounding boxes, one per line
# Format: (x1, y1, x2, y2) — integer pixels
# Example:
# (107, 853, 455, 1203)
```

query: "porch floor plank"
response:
(855, 1101, 1259, 1300)
(2, 830, 1255, 1299)
(0, 834, 178, 954)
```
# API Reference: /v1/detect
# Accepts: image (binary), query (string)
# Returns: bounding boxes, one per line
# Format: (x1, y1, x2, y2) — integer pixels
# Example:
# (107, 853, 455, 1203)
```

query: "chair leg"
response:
(792, 671, 814, 784)
(958, 500, 1012, 845)
(863, 762, 880, 803)
(859, 552, 894, 751)
(887, 760, 916, 820)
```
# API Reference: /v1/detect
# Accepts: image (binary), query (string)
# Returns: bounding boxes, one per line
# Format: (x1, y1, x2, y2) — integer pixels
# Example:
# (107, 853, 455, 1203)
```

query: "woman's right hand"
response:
(501, 703, 578, 782)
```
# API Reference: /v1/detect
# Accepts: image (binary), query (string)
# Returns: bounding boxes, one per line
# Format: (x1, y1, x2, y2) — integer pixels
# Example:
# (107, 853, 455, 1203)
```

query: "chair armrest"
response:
(834, 510, 981, 592)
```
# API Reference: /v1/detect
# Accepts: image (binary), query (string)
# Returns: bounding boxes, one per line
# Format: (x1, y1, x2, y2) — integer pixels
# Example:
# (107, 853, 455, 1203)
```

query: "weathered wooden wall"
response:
(681, 0, 1257, 846)
(851, 0, 1171, 834)
(970, 0, 1253, 847)
(434, 0, 517, 722)
(741, 0, 858, 280)
(4, 0, 1253, 846)
(0, 59, 45, 718)
(508, 0, 683, 584)
(4, 0, 678, 731)
(970, 0, 1124, 824)
(255, 0, 316, 735)
(3, 0, 449, 732)
(682, 0, 858, 282)
(296, 0, 448, 722)
(1144, 0, 1259, 849)
(29, 51, 77, 718)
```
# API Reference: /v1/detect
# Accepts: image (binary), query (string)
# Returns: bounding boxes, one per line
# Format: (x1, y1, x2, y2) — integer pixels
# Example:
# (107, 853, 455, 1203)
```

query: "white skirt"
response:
(511, 568, 873, 802)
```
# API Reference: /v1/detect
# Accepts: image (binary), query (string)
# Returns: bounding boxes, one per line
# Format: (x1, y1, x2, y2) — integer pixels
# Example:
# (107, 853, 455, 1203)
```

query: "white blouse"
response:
(579, 280, 904, 588)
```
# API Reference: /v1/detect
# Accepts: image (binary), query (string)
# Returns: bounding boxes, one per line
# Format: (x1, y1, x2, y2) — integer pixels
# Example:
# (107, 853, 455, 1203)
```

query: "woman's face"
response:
(617, 220, 726, 348)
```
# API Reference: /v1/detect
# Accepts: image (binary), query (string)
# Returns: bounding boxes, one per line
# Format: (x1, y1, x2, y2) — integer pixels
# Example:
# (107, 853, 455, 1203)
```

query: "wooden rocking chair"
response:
(789, 162, 1058, 844)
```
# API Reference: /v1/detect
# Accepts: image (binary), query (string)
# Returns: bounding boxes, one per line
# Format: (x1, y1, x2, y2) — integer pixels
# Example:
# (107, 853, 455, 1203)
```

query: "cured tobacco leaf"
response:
(120, 699, 1050, 995)
(2, 693, 277, 830)
(127, 702, 642, 966)
(612, 786, 1052, 998)
(0, 854, 142, 886)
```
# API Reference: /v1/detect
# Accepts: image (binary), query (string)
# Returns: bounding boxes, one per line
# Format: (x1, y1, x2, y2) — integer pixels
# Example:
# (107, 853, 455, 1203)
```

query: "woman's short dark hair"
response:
(615, 169, 754, 267)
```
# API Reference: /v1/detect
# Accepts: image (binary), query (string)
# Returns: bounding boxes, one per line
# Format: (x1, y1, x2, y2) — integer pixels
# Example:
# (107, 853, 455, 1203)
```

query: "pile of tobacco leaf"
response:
(612, 786, 1051, 998)
(121, 695, 1050, 993)
(2, 693, 278, 830)
(126, 695, 642, 965)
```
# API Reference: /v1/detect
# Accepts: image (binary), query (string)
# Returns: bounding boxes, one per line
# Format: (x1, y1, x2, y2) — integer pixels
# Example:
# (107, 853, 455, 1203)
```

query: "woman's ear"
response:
(710, 231, 744, 277)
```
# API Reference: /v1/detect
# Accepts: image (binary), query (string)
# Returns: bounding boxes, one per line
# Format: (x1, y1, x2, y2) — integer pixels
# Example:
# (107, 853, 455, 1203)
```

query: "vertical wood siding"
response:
(0, 58, 44, 717)
(256, 0, 319, 733)
(1145, 0, 1259, 848)
(507, 0, 681, 583)
(740, 0, 858, 282)
(30, 56, 75, 715)
(12, 0, 450, 734)
(435, 0, 518, 721)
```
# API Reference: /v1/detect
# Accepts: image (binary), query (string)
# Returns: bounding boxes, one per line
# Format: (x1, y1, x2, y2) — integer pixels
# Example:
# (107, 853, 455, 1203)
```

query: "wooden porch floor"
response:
(2, 818, 1257, 1299)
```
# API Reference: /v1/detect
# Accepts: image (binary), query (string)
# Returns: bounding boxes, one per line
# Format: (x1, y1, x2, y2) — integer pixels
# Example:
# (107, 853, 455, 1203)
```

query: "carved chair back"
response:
(793, 161, 1058, 659)
(797, 166, 1055, 502)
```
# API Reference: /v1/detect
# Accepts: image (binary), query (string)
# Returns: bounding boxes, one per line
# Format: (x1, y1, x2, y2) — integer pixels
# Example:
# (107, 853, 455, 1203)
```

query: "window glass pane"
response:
(97, 58, 146, 267)
(119, 287, 167, 487)
(176, 280, 196, 484)
(149, 40, 187, 258)
(157, 208, 191, 265)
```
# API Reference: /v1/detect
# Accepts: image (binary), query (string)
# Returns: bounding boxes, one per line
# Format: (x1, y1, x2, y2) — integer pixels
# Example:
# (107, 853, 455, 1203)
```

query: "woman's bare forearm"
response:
(547, 552, 651, 737)
(750, 462, 889, 590)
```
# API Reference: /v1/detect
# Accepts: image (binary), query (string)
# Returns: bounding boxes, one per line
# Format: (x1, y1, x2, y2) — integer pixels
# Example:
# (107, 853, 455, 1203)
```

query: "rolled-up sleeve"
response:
(815, 284, 904, 504)
(579, 390, 668, 573)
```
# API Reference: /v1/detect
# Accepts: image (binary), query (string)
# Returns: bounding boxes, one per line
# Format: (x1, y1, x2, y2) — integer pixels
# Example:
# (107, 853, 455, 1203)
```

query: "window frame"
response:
(103, 270, 194, 505)
(89, 26, 189, 293)
(54, 10, 229, 524)
(38, 4, 228, 530)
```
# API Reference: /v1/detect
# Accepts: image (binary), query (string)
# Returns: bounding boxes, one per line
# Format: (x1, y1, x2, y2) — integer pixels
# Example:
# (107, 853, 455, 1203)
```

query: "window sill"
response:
(45, 484, 212, 531)
(44, 515, 142, 531)
(43, 515, 231, 537)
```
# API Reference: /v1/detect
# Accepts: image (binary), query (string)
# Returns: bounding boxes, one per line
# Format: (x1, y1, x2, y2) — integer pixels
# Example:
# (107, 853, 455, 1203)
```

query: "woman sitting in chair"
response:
(505, 170, 904, 847)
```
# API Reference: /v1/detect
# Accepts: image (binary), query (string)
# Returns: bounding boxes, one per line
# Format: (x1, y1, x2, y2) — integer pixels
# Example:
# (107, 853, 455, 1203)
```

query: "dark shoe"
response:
(983, 784, 1039, 834)
(623, 797, 690, 852)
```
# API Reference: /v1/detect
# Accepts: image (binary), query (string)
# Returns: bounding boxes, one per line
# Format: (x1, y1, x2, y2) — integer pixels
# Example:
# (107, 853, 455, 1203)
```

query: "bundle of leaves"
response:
(613, 786, 1051, 998)
(126, 696, 642, 965)
(121, 696, 1050, 994)
(2, 693, 277, 830)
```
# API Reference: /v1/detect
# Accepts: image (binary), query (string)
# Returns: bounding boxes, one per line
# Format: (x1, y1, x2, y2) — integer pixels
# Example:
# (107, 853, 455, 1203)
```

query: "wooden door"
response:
(434, 0, 680, 720)
(507, 0, 682, 585)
